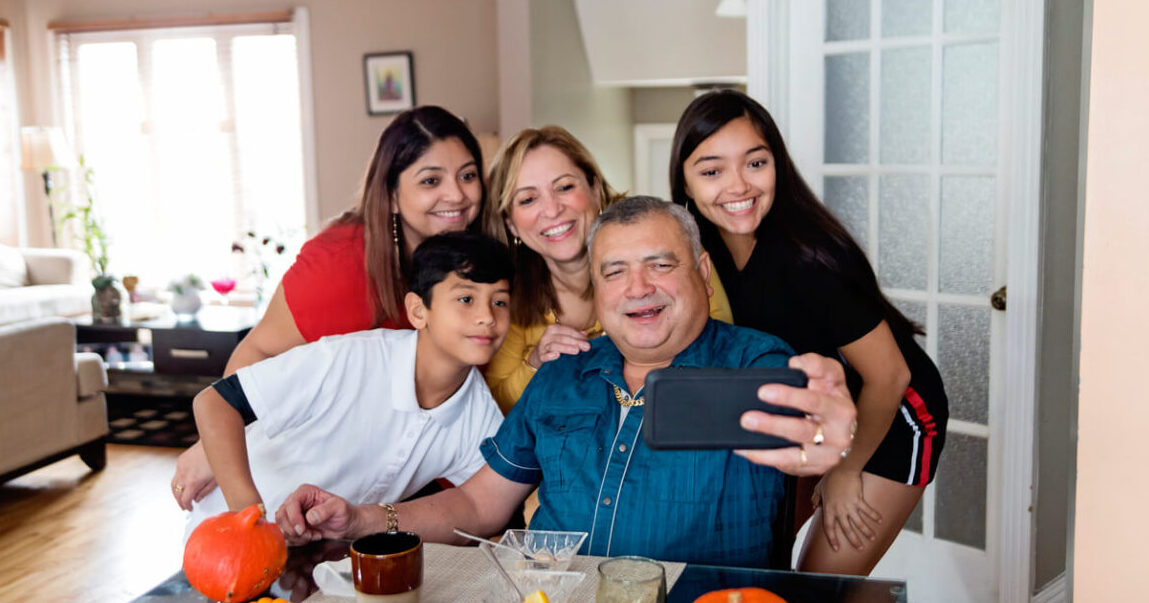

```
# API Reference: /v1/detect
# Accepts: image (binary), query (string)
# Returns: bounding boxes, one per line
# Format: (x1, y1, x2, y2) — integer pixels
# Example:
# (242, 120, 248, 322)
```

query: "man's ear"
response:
(405, 291, 428, 329)
(697, 251, 714, 298)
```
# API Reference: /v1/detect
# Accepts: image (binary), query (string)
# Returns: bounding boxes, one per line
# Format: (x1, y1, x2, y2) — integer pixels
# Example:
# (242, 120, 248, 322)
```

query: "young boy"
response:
(186, 232, 513, 536)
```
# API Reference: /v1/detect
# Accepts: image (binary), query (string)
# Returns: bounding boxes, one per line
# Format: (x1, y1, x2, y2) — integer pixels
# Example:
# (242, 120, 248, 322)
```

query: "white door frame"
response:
(745, 1, 1046, 601)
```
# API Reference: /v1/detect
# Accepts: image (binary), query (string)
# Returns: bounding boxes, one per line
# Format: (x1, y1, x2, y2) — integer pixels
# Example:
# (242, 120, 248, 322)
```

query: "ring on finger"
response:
(812, 424, 825, 446)
(174, 484, 184, 493)
(798, 447, 807, 466)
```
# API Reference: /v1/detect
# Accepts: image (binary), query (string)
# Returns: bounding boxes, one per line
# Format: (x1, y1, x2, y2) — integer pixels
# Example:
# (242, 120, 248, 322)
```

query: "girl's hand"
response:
(812, 468, 884, 552)
(171, 442, 218, 511)
(527, 324, 591, 368)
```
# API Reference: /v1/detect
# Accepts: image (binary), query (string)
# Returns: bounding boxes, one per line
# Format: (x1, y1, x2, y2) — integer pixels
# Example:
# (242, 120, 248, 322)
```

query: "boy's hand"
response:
(171, 442, 218, 510)
(275, 484, 359, 546)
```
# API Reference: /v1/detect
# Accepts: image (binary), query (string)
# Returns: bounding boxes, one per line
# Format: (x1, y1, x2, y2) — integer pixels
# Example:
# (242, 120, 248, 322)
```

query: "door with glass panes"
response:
(781, 1, 1018, 601)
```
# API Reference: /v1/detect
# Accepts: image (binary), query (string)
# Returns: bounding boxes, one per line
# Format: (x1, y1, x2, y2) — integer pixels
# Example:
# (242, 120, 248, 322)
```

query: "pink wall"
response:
(1074, 0, 1149, 598)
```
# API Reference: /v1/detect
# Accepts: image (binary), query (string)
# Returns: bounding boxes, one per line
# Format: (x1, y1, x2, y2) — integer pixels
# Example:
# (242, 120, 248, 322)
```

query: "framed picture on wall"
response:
(363, 51, 415, 115)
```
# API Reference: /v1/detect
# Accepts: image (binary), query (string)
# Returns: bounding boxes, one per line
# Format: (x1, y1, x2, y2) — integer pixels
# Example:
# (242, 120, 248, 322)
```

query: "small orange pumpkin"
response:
(693, 587, 789, 603)
(183, 503, 288, 603)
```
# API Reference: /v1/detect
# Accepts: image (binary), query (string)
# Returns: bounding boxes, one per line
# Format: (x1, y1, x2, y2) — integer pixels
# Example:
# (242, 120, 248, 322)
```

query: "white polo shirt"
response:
(186, 328, 503, 537)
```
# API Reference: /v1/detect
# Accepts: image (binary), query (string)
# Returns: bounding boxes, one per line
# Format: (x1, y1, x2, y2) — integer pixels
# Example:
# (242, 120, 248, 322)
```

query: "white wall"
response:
(1073, 0, 1149, 598)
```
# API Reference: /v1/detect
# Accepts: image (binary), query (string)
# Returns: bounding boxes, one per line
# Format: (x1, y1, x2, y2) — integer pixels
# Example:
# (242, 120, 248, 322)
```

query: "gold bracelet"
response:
(378, 503, 399, 532)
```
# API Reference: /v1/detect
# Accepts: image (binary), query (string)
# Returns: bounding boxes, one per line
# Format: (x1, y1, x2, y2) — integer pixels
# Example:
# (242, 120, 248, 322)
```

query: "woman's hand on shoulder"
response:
(171, 443, 218, 510)
(526, 324, 592, 368)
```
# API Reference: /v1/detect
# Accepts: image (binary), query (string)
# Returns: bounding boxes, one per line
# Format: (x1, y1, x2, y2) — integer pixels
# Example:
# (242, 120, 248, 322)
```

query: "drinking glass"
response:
(596, 556, 666, 603)
(210, 277, 237, 305)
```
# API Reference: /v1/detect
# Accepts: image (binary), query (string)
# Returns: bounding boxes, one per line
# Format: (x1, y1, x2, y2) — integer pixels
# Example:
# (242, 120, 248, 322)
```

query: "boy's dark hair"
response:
(409, 232, 514, 306)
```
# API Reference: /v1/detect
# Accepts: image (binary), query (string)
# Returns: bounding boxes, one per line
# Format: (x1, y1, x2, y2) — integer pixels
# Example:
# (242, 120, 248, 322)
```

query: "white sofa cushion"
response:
(0, 284, 91, 326)
(0, 245, 29, 288)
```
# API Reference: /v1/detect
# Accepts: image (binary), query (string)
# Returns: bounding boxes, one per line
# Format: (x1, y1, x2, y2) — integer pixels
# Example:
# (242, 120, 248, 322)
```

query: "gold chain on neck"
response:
(612, 385, 644, 407)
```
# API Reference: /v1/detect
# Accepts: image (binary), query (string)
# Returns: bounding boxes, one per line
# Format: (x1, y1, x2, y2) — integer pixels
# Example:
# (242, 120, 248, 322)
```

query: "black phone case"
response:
(642, 367, 808, 450)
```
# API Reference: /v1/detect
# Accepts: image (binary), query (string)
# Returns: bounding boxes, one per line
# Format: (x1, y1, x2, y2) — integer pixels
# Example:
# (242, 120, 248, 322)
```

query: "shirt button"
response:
(602, 497, 612, 506)
(618, 444, 627, 452)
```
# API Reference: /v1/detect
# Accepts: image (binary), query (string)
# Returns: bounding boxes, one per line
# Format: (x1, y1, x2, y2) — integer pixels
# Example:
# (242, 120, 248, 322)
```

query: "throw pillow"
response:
(0, 245, 29, 288)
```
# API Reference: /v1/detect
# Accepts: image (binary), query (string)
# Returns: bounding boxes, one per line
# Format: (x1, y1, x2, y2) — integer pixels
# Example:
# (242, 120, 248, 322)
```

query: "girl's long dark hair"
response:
(334, 106, 485, 327)
(669, 89, 922, 337)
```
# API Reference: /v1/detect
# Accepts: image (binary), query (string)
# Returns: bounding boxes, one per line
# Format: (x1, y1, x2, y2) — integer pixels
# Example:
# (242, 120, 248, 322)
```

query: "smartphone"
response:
(642, 367, 808, 450)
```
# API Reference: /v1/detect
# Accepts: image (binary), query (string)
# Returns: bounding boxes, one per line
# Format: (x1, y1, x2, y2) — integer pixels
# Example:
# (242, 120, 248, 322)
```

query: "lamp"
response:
(20, 126, 74, 246)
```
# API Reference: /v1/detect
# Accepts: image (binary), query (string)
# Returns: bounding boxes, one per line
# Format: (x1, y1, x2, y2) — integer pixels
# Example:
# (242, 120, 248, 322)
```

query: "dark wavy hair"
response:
(333, 106, 485, 327)
(669, 89, 922, 336)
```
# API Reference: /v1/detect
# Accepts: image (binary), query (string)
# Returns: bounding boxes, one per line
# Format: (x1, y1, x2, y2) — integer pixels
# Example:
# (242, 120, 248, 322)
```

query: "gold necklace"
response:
(612, 385, 644, 407)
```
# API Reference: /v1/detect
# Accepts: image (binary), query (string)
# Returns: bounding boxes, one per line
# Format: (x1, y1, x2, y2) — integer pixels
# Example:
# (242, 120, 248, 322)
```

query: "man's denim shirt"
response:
(480, 318, 796, 568)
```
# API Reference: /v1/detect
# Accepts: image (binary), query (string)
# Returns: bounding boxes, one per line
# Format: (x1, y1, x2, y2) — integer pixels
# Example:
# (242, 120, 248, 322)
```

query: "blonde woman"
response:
(482, 126, 733, 414)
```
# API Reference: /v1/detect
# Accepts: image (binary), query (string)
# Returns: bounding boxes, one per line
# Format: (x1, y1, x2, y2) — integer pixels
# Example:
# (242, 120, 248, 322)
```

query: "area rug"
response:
(106, 394, 199, 448)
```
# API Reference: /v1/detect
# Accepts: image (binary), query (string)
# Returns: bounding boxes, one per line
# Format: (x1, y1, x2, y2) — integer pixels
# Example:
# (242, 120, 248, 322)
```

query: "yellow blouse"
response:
(483, 265, 735, 415)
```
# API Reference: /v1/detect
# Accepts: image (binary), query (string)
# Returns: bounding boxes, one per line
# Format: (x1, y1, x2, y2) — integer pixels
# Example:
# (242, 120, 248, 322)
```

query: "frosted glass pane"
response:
(892, 298, 927, 349)
(938, 304, 989, 424)
(942, 43, 998, 165)
(883, 0, 932, 37)
(881, 46, 931, 164)
(825, 53, 870, 164)
(935, 433, 987, 549)
(878, 175, 929, 290)
(827, 0, 870, 41)
(940, 177, 994, 294)
(945, 0, 999, 34)
(824, 176, 869, 249)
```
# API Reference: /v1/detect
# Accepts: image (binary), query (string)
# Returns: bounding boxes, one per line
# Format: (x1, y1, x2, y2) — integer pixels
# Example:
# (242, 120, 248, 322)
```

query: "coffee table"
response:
(74, 304, 257, 396)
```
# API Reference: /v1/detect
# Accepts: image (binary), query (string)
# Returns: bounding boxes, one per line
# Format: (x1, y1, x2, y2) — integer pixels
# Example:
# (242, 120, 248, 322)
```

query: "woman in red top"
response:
(172, 106, 486, 509)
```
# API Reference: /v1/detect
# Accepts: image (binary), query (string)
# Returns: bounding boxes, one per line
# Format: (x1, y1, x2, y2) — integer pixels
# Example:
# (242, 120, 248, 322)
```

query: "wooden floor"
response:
(0, 444, 187, 602)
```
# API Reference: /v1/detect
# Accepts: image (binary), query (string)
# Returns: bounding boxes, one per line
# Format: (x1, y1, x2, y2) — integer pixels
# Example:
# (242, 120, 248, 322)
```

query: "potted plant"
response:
(168, 274, 205, 317)
(56, 158, 121, 323)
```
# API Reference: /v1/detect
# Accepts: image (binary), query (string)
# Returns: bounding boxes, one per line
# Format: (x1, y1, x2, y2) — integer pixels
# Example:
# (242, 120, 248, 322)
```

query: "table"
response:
(133, 540, 907, 602)
(75, 304, 257, 396)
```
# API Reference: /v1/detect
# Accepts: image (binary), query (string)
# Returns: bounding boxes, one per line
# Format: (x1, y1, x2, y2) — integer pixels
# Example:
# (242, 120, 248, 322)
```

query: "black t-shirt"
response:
(702, 229, 945, 403)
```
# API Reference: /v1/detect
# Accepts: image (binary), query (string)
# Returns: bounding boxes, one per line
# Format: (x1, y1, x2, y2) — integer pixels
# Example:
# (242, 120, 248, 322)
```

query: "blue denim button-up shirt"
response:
(480, 319, 795, 568)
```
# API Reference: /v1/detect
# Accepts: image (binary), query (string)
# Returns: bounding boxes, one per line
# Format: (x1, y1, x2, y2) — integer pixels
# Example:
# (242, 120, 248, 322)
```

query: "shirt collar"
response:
(579, 318, 722, 380)
(387, 329, 471, 427)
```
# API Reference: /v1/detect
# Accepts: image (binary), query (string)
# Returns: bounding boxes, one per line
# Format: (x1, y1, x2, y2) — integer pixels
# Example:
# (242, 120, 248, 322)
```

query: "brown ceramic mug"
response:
(350, 531, 423, 603)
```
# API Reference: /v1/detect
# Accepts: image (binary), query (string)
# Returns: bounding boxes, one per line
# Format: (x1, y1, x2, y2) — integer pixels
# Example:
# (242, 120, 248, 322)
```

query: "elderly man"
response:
(276, 197, 856, 568)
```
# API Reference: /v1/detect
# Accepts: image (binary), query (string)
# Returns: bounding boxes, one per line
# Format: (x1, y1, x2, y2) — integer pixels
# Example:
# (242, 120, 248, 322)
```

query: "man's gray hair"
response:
(587, 196, 703, 260)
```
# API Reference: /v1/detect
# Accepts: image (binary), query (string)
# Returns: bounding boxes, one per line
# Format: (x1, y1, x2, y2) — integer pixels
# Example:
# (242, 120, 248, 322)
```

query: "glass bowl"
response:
(480, 568, 587, 603)
(493, 529, 588, 572)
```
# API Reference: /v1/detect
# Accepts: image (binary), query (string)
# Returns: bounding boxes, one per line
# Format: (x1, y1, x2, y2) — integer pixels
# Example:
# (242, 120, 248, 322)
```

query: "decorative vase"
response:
(92, 284, 123, 324)
(170, 291, 203, 317)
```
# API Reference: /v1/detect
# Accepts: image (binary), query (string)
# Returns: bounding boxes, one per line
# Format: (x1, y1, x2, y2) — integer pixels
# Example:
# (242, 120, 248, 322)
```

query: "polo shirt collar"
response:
(387, 329, 470, 427)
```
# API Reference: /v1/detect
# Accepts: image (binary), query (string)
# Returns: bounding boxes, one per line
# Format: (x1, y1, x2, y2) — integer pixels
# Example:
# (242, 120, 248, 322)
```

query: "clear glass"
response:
(825, 53, 871, 164)
(596, 556, 666, 603)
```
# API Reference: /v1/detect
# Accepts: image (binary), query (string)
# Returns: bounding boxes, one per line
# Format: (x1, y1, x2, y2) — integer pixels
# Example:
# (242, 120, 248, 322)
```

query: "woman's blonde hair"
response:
(482, 126, 622, 326)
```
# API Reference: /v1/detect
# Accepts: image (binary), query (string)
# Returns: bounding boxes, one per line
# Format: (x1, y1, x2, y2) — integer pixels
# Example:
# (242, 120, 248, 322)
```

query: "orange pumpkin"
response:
(183, 503, 288, 603)
(693, 587, 789, 603)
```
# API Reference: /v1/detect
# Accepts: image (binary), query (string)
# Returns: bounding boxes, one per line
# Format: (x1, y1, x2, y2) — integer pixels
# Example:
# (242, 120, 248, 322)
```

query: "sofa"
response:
(0, 244, 92, 325)
(0, 245, 109, 482)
